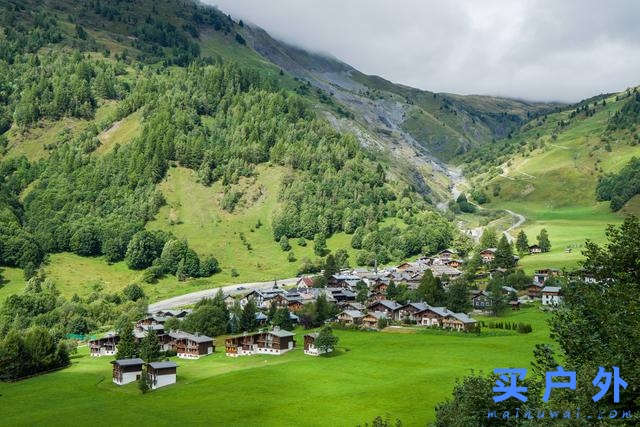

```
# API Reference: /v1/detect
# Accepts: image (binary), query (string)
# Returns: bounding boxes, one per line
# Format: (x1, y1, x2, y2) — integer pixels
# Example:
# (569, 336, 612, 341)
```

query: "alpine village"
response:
(0, 1, 638, 426)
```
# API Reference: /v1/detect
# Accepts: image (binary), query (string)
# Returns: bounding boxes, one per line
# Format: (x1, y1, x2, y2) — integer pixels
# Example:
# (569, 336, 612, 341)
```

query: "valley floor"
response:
(0, 306, 551, 426)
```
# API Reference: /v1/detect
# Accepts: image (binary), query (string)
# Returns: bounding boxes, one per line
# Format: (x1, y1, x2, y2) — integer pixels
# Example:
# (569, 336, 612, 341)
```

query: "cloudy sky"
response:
(207, 0, 640, 103)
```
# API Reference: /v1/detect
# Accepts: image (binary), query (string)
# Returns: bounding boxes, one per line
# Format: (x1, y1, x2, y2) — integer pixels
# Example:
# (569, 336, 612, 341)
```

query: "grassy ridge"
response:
(0, 306, 551, 426)
(459, 90, 640, 272)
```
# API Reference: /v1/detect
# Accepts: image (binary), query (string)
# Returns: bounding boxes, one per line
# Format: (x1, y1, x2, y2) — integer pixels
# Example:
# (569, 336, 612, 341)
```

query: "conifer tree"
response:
(515, 230, 529, 255)
(116, 323, 137, 359)
(537, 229, 551, 252)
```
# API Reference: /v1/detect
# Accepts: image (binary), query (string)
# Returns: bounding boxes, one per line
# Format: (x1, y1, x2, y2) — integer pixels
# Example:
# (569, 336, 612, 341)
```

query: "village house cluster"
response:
(89, 309, 215, 360)
(94, 248, 569, 392)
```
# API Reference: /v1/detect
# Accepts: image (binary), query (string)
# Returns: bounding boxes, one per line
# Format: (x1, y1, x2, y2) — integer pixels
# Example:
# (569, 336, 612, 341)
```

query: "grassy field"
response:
(0, 306, 552, 426)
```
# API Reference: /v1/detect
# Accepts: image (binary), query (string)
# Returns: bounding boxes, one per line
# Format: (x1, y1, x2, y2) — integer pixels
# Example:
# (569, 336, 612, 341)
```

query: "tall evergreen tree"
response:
(240, 299, 258, 332)
(446, 280, 471, 313)
(116, 323, 137, 359)
(479, 228, 498, 249)
(515, 230, 529, 255)
(537, 228, 551, 252)
(416, 270, 446, 306)
(139, 330, 160, 362)
(493, 235, 516, 269)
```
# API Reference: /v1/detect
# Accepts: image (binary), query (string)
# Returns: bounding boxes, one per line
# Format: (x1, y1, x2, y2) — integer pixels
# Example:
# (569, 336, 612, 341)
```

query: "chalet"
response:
(150, 309, 191, 319)
(413, 306, 450, 327)
(304, 333, 332, 356)
(134, 323, 166, 343)
(438, 249, 458, 260)
(362, 311, 387, 329)
(337, 310, 364, 325)
(395, 262, 413, 271)
(529, 244, 542, 254)
(396, 302, 429, 322)
(470, 290, 491, 310)
(168, 331, 215, 359)
(111, 358, 144, 385)
(480, 248, 497, 263)
(225, 328, 296, 357)
(146, 361, 178, 390)
(329, 274, 360, 288)
(367, 300, 401, 318)
(272, 294, 304, 312)
(427, 264, 462, 280)
(295, 276, 315, 290)
(89, 332, 119, 357)
(246, 288, 285, 309)
(442, 312, 477, 331)
(527, 283, 544, 299)
(326, 287, 357, 303)
(342, 302, 366, 312)
(369, 280, 389, 297)
(541, 286, 563, 306)
(137, 315, 168, 326)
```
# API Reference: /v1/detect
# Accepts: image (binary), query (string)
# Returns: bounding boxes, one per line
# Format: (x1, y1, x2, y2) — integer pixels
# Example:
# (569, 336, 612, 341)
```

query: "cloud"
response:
(207, 0, 640, 102)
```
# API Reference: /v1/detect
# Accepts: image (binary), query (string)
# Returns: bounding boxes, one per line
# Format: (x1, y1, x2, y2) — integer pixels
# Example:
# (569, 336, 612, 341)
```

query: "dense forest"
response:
(596, 156, 640, 211)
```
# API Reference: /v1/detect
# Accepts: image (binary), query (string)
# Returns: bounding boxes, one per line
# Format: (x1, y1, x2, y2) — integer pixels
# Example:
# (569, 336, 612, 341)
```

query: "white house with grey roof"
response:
(147, 361, 178, 389)
(541, 286, 563, 306)
(111, 358, 144, 385)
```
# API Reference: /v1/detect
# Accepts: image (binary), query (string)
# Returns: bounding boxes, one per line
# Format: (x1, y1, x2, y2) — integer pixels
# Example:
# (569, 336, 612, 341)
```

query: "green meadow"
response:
(0, 306, 551, 426)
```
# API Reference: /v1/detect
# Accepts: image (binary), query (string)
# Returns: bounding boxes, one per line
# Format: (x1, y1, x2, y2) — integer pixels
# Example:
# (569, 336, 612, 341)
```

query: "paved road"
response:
(148, 277, 300, 311)
(503, 209, 526, 243)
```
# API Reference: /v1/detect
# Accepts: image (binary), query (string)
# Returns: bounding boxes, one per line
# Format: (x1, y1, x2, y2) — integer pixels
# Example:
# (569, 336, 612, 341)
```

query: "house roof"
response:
(148, 361, 178, 370)
(366, 310, 387, 319)
(481, 248, 497, 253)
(542, 286, 562, 293)
(269, 328, 295, 338)
(439, 248, 458, 254)
(168, 330, 214, 343)
(340, 309, 365, 318)
(305, 332, 319, 339)
(346, 302, 366, 310)
(369, 300, 401, 311)
(255, 312, 268, 321)
(111, 358, 144, 366)
(502, 286, 517, 293)
(450, 312, 477, 324)
(402, 302, 429, 311)
(416, 306, 450, 317)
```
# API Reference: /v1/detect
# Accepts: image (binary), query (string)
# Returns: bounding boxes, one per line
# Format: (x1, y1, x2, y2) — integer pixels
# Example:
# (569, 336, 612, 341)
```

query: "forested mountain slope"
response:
(0, 0, 463, 299)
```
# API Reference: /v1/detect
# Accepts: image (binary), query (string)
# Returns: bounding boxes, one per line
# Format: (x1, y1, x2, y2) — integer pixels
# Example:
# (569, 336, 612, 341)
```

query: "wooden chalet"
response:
(442, 313, 477, 331)
(470, 290, 491, 310)
(337, 310, 364, 325)
(413, 306, 450, 327)
(89, 332, 119, 357)
(438, 249, 458, 260)
(367, 300, 401, 318)
(304, 332, 332, 356)
(111, 358, 144, 385)
(146, 361, 177, 389)
(362, 311, 387, 329)
(528, 244, 542, 254)
(480, 248, 497, 263)
(396, 302, 429, 322)
(225, 328, 295, 357)
(168, 331, 215, 359)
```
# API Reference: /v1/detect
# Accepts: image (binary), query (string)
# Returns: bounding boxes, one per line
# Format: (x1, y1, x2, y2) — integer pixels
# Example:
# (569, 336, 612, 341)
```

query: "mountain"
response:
(0, 0, 466, 298)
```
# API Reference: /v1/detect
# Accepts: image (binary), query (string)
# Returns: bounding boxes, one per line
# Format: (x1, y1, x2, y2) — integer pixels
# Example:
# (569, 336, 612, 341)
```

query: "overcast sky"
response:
(207, 0, 640, 103)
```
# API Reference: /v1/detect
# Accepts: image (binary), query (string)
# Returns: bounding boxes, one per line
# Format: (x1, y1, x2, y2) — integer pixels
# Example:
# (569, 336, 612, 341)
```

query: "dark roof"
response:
(148, 361, 178, 369)
(111, 358, 144, 366)
(369, 300, 401, 311)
